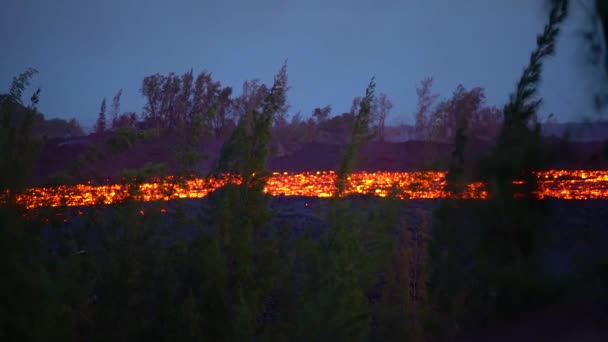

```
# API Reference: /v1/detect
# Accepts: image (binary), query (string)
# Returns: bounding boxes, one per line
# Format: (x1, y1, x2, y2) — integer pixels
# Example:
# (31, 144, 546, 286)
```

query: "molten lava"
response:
(9, 170, 608, 209)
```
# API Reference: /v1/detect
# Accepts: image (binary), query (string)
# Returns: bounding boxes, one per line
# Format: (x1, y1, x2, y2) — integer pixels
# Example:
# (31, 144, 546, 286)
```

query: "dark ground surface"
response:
(36, 196, 608, 341)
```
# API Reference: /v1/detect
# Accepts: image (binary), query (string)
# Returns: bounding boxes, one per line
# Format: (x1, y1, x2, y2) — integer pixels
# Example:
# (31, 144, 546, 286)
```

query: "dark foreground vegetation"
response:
(2, 1, 608, 340)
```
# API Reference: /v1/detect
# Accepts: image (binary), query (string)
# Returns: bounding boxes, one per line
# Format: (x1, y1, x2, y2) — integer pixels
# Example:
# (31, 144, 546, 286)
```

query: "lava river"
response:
(8, 170, 608, 209)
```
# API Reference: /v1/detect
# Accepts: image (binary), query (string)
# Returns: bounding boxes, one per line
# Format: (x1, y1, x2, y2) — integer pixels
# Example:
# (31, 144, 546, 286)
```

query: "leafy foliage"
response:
(0, 68, 43, 200)
(475, 0, 568, 323)
(214, 62, 289, 180)
(0, 69, 76, 341)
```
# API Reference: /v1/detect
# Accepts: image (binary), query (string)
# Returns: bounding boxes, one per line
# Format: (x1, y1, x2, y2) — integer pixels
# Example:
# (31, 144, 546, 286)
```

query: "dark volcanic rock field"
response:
(38, 196, 608, 283)
(32, 195, 608, 340)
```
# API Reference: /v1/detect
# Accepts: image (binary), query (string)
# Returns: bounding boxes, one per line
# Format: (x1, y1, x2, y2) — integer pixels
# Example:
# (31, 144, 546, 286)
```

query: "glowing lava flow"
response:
(263, 171, 487, 199)
(10, 170, 608, 209)
(536, 170, 608, 200)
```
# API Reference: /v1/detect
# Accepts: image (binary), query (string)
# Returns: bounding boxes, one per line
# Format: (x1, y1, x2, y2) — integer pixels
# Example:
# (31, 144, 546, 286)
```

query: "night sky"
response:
(0, 0, 599, 130)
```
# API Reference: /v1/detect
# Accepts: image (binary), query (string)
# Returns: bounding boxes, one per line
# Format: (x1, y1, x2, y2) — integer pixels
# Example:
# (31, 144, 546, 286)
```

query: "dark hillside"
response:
(32, 131, 608, 186)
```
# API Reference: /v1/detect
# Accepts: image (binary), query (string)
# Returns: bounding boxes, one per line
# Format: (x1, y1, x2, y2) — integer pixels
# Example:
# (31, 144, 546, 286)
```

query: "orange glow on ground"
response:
(8, 170, 608, 209)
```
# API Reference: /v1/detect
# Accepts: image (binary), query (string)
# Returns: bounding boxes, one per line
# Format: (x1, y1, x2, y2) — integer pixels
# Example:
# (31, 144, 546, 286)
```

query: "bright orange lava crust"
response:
(10, 170, 608, 209)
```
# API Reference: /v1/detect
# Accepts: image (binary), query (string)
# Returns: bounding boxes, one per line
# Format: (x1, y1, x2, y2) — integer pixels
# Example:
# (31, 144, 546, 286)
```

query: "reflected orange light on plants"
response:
(9, 170, 608, 209)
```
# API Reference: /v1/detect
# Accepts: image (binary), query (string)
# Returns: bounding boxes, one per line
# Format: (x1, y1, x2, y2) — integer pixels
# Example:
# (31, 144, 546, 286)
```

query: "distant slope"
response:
(1, 94, 84, 139)
(31, 127, 608, 186)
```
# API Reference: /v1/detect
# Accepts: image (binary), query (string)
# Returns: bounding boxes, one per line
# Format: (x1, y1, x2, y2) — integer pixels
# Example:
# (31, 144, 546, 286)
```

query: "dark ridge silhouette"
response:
(31, 132, 608, 186)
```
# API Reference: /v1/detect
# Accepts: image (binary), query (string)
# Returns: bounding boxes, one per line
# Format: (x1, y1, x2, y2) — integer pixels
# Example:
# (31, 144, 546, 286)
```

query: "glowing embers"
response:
(15, 175, 238, 210)
(10, 169, 608, 209)
(263, 171, 487, 199)
(536, 170, 608, 200)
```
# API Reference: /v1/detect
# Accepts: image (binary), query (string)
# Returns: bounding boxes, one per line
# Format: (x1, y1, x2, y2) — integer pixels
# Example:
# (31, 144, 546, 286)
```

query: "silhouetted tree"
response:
(375, 93, 393, 141)
(293, 78, 381, 342)
(141, 73, 164, 126)
(109, 89, 122, 129)
(413, 80, 501, 142)
(94, 98, 106, 135)
(316, 112, 355, 144)
(175, 69, 193, 128)
(66, 118, 80, 135)
(488, 0, 568, 200)
(233, 79, 270, 122)
(215, 63, 289, 179)
(349, 93, 378, 142)
(0, 68, 41, 199)
(1, 69, 76, 341)
(426, 84, 501, 142)
(312, 105, 332, 123)
(349, 92, 392, 140)
(477, 0, 569, 320)
(203, 62, 291, 340)
(190, 72, 214, 130)
(141, 70, 232, 133)
(414, 77, 439, 139)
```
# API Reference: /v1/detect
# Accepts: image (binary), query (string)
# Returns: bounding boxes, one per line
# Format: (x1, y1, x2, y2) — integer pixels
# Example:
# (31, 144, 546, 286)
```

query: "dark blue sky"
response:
(0, 0, 599, 130)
